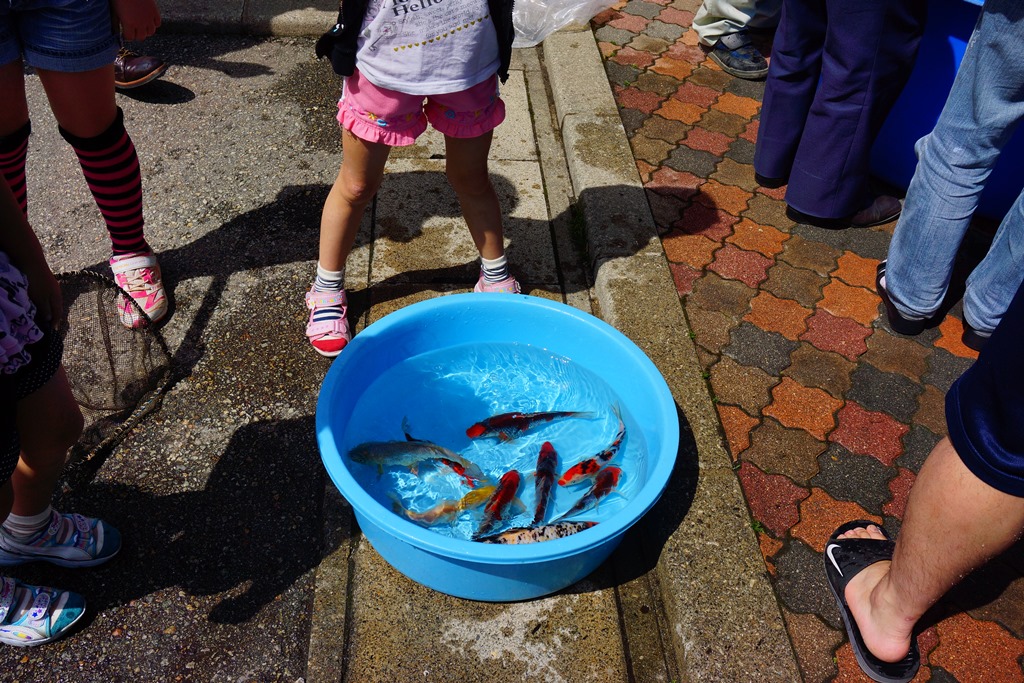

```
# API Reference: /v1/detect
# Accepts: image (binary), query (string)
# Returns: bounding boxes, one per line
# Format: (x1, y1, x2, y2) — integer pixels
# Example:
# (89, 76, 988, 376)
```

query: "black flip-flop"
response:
(824, 520, 920, 683)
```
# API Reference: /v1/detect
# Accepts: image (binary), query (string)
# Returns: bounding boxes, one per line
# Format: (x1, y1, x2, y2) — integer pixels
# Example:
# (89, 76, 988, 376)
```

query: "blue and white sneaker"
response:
(0, 511, 120, 568)
(0, 577, 86, 646)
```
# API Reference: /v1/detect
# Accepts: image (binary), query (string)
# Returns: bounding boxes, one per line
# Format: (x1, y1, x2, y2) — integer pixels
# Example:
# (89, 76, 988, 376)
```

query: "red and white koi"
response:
(402, 418, 487, 487)
(558, 406, 626, 487)
(531, 442, 558, 526)
(390, 485, 497, 526)
(348, 438, 484, 485)
(472, 470, 524, 539)
(465, 410, 594, 442)
(476, 520, 598, 544)
(551, 466, 622, 523)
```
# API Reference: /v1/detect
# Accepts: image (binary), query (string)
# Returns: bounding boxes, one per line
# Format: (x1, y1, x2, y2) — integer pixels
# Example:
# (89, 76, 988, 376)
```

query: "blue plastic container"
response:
(870, 0, 1022, 219)
(316, 294, 680, 601)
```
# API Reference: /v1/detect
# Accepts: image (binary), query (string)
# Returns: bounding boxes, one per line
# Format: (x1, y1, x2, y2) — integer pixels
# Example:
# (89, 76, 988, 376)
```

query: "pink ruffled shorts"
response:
(337, 69, 505, 146)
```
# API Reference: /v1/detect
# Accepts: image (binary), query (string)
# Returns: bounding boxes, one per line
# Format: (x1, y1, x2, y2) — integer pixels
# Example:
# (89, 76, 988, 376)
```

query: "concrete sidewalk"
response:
(0, 4, 798, 683)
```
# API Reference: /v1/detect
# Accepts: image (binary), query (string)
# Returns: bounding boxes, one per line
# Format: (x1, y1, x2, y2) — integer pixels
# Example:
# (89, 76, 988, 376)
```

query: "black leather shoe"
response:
(962, 324, 991, 352)
(114, 48, 168, 90)
(706, 32, 768, 80)
(876, 261, 933, 336)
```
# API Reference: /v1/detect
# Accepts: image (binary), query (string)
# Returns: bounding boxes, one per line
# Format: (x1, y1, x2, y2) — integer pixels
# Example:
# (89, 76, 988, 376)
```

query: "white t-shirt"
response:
(354, 0, 500, 95)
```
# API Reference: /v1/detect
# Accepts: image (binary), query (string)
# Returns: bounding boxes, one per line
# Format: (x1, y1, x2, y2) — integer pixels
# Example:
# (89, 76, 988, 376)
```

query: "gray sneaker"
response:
(0, 510, 121, 568)
(707, 32, 769, 80)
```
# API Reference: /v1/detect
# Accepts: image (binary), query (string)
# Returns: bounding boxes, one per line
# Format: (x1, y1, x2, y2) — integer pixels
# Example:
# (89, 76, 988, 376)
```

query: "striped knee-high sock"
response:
(59, 108, 148, 255)
(0, 121, 31, 217)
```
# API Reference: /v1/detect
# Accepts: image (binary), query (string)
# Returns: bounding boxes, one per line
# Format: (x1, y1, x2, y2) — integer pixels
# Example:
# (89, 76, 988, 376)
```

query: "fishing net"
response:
(56, 270, 172, 486)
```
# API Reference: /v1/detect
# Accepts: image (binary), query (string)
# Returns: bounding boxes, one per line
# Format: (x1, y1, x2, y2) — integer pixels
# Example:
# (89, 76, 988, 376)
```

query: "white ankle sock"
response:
(3, 507, 53, 541)
(481, 254, 509, 283)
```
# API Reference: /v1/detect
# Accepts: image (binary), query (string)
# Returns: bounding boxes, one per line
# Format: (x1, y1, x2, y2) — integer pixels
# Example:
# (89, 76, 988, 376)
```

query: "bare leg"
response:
(36, 66, 118, 137)
(841, 437, 1024, 663)
(444, 132, 504, 260)
(319, 129, 391, 272)
(0, 60, 29, 136)
(11, 367, 83, 517)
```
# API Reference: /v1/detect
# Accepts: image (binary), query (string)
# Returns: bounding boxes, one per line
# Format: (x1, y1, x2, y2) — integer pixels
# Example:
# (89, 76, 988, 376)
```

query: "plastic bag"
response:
(512, 0, 616, 48)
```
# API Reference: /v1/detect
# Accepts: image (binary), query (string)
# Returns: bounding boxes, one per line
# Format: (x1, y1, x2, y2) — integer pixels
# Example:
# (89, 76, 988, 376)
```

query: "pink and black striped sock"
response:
(60, 108, 148, 255)
(0, 121, 31, 217)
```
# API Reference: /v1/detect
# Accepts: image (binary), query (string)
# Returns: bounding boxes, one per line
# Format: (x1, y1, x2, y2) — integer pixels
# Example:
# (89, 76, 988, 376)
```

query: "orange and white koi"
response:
(465, 410, 594, 442)
(532, 442, 558, 525)
(472, 470, 524, 539)
(477, 520, 598, 544)
(390, 485, 497, 526)
(551, 466, 622, 523)
(558, 406, 626, 486)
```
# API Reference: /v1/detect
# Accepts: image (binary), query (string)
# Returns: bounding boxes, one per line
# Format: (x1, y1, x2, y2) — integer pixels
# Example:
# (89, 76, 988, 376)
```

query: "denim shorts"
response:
(0, 0, 119, 72)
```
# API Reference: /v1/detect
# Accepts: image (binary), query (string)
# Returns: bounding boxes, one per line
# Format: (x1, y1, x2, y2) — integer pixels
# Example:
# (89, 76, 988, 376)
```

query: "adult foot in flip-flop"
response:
(824, 521, 919, 683)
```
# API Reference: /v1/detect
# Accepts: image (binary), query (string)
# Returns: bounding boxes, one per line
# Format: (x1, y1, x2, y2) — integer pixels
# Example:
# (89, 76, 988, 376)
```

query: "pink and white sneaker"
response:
(305, 289, 352, 357)
(109, 250, 168, 327)
(473, 274, 521, 294)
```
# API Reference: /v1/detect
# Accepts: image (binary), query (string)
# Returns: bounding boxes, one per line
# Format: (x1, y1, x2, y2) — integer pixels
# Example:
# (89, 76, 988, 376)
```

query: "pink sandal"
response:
(305, 289, 351, 357)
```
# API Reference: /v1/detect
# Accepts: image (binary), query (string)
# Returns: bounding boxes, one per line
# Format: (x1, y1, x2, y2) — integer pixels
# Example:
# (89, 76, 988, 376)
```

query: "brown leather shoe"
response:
(114, 48, 168, 90)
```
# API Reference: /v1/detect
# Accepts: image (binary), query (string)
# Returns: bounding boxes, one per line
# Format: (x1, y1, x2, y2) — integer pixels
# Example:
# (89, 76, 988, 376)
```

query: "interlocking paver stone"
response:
(792, 222, 891, 261)
(782, 343, 856, 398)
(635, 70, 684, 96)
(914, 384, 947, 437)
(637, 115, 688, 144)
(709, 356, 777, 414)
(724, 136, 756, 165)
(605, 60, 643, 87)
(829, 402, 909, 465)
(681, 126, 732, 156)
(723, 322, 799, 376)
(711, 158, 758, 192)
(931, 613, 1024, 683)
(736, 462, 808, 537)
(923, 347, 976, 394)
(662, 231, 716, 268)
(810, 444, 892, 515)
(694, 179, 752, 216)
(630, 132, 675, 165)
(762, 261, 826, 308)
(669, 262, 701, 296)
(833, 251, 879, 289)
(686, 304, 733, 353)
(651, 54, 694, 80)
(898, 424, 942, 474)
(745, 192, 796, 230)
(781, 610, 842, 683)
(676, 201, 738, 240)
(743, 418, 825, 484)
(654, 97, 704, 125)
(716, 404, 758, 459)
(800, 309, 871, 361)
(622, 0, 664, 20)
(772, 539, 842, 627)
(727, 218, 788, 257)
(882, 467, 915, 520)
(818, 278, 881, 327)
(595, 26, 638, 47)
(629, 34, 671, 55)
(935, 315, 980, 359)
(714, 92, 760, 119)
(760, 533, 784, 574)
(779, 234, 840, 275)
(664, 145, 718, 177)
(657, 6, 695, 25)
(672, 80, 718, 107)
(846, 363, 922, 423)
(646, 190, 687, 230)
(763, 377, 842, 440)
(644, 20, 687, 42)
(744, 291, 811, 341)
(686, 271, 755, 318)
(792, 488, 881, 554)
(609, 13, 652, 33)
(862, 329, 931, 381)
(708, 243, 772, 288)
(649, 165, 702, 201)
(615, 83, 665, 112)
(697, 109, 748, 137)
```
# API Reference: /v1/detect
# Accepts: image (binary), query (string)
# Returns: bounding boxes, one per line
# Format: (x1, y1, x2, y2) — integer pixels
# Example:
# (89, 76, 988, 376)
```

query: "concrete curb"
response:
(542, 27, 801, 681)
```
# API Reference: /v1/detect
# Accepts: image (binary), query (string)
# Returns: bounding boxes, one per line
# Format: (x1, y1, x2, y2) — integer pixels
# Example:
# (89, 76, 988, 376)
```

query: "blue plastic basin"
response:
(870, 0, 1022, 219)
(316, 294, 680, 601)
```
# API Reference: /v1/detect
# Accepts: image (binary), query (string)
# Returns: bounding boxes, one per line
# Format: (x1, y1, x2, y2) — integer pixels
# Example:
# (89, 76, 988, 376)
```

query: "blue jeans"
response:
(0, 0, 118, 72)
(886, 0, 1024, 334)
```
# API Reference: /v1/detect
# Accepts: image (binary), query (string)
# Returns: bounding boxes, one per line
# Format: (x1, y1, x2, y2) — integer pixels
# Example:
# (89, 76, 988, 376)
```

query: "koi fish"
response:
(402, 418, 487, 487)
(477, 520, 598, 544)
(465, 410, 594, 441)
(558, 406, 626, 486)
(551, 466, 622, 523)
(390, 485, 497, 526)
(532, 442, 558, 525)
(472, 470, 524, 539)
(348, 439, 483, 484)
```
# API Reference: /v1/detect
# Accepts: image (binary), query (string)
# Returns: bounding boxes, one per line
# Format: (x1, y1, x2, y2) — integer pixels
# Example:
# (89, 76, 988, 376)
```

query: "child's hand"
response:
(22, 262, 63, 331)
(112, 0, 162, 42)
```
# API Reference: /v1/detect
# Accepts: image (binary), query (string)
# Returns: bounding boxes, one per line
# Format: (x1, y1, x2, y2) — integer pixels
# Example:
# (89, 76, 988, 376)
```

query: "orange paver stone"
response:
(818, 278, 882, 327)
(791, 488, 881, 553)
(714, 92, 761, 119)
(716, 404, 758, 458)
(694, 179, 753, 216)
(931, 612, 1024, 683)
(763, 377, 842, 440)
(662, 231, 718, 268)
(759, 533, 783, 576)
(727, 218, 788, 257)
(833, 252, 880, 290)
(654, 97, 705, 125)
(651, 55, 695, 80)
(744, 291, 812, 341)
(935, 315, 980, 359)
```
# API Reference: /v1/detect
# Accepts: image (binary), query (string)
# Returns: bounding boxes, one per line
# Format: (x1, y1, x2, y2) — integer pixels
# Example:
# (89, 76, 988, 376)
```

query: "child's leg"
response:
(444, 132, 519, 293)
(306, 128, 391, 356)
(0, 365, 120, 569)
(0, 60, 32, 217)
(38, 66, 167, 325)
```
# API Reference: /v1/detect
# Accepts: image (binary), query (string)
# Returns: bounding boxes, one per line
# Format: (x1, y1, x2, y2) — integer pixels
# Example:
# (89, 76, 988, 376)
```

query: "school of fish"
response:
(348, 407, 627, 544)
